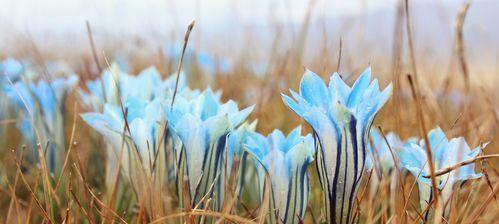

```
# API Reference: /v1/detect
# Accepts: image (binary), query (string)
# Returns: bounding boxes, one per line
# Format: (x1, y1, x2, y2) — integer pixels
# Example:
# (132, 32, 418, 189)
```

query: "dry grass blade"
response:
(55, 102, 78, 191)
(72, 163, 128, 224)
(149, 209, 258, 224)
(465, 182, 499, 223)
(16, 163, 53, 224)
(171, 20, 195, 108)
(378, 126, 408, 222)
(404, 0, 418, 80)
(6, 147, 24, 223)
(423, 154, 499, 178)
(454, 0, 472, 93)
(336, 37, 342, 71)
(86, 20, 102, 73)
(69, 181, 95, 224)
(407, 74, 440, 220)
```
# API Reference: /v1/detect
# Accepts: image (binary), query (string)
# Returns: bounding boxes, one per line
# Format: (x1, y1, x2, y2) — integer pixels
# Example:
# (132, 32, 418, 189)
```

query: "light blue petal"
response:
(124, 97, 147, 121)
(166, 71, 186, 92)
(269, 129, 287, 153)
(4, 81, 36, 112)
(228, 105, 255, 128)
(171, 113, 206, 195)
(203, 115, 231, 145)
(86, 78, 104, 100)
(329, 72, 351, 104)
(81, 112, 123, 145)
(397, 143, 428, 174)
(299, 69, 330, 108)
(129, 118, 156, 164)
(244, 132, 269, 162)
(427, 127, 449, 168)
(281, 93, 306, 117)
(285, 126, 303, 150)
(347, 67, 372, 108)
(1, 58, 23, 81)
(198, 88, 220, 120)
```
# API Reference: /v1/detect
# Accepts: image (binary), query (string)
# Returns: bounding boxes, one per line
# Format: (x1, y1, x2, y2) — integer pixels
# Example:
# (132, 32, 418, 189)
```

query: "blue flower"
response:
(245, 126, 315, 224)
(397, 127, 483, 211)
(81, 97, 167, 187)
(227, 120, 257, 176)
(1, 58, 24, 124)
(164, 43, 232, 76)
(3, 81, 37, 145)
(1, 58, 24, 82)
(166, 88, 254, 209)
(196, 52, 232, 75)
(365, 130, 404, 174)
(78, 64, 183, 112)
(282, 67, 392, 223)
(4, 75, 78, 173)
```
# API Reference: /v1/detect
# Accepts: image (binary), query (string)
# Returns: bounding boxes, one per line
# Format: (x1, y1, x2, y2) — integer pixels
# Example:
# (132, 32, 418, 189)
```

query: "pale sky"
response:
(0, 0, 496, 68)
(0, 0, 395, 34)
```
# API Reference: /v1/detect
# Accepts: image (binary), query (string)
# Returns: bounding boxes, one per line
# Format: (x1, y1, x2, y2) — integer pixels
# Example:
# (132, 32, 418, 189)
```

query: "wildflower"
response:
(245, 126, 315, 224)
(79, 64, 196, 194)
(165, 43, 232, 76)
(227, 120, 258, 177)
(1, 58, 24, 140)
(365, 130, 406, 175)
(78, 64, 182, 112)
(166, 88, 254, 209)
(282, 67, 392, 223)
(196, 52, 232, 75)
(1, 58, 24, 82)
(398, 127, 483, 213)
(4, 75, 78, 173)
(82, 97, 166, 179)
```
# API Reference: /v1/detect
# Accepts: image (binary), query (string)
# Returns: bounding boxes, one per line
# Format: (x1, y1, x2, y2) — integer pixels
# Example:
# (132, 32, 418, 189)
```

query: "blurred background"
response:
(1, 0, 498, 73)
(1, 0, 497, 137)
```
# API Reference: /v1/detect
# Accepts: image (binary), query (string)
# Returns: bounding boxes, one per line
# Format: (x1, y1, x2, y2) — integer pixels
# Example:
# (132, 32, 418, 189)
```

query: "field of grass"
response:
(0, 0, 498, 223)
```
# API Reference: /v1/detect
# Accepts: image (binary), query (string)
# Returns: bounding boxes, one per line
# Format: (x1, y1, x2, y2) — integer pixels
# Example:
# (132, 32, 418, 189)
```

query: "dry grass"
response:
(1, 1, 499, 223)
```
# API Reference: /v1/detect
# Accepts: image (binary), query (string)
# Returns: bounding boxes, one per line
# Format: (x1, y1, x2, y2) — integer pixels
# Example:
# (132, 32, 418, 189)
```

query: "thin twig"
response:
(407, 74, 440, 215)
(86, 20, 102, 73)
(454, 0, 472, 93)
(171, 20, 195, 108)
(423, 154, 499, 178)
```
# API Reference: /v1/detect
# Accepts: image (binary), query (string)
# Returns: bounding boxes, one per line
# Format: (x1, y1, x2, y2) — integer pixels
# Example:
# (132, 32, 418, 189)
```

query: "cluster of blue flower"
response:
(1, 58, 77, 174)
(1, 57, 485, 223)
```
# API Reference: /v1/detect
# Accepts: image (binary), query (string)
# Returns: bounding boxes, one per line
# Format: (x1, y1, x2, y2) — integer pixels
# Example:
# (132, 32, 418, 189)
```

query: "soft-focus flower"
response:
(1, 58, 24, 128)
(196, 52, 232, 75)
(282, 67, 392, 223)
(166, 88, 254, 209)
(364, 129, 410, 213)
(398, 127, 483, 212)
(1, 58, 24, 82)
(4, 75, 78, 173)
(165, 43, 232, 76)
(79, 64, 196, 193)
(82, 97, 166, 184)
(78, 64, 185, 112)
(245, 126, 315, 224)
(227, 120, 257, 177)
(365, 130, 404, 174)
